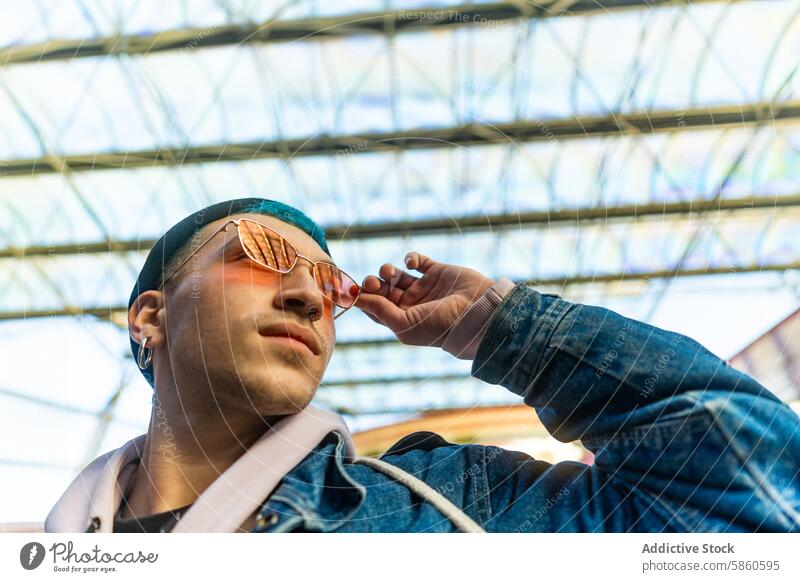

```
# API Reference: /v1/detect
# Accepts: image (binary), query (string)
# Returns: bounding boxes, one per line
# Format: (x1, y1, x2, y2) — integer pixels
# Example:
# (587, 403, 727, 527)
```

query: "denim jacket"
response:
(252, 283, 800, 532)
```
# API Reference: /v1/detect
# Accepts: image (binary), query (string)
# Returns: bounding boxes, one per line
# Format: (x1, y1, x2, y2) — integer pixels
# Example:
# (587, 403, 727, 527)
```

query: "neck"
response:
(117, 385, 279, 520)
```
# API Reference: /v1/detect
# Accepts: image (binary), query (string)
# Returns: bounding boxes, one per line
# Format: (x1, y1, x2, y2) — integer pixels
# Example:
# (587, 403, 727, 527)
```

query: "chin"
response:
(245, 366, 319, 415)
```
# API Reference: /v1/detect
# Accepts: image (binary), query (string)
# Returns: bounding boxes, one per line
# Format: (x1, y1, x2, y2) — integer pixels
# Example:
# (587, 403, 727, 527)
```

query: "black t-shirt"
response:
(113, 503, 193, 533)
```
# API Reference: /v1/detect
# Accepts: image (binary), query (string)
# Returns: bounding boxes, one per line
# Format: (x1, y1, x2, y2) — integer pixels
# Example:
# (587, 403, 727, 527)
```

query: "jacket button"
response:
(256, 513, 279, 528)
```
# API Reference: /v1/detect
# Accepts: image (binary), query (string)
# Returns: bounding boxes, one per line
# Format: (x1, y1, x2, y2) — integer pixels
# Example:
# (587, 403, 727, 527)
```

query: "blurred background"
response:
(1, 0, 799, 524)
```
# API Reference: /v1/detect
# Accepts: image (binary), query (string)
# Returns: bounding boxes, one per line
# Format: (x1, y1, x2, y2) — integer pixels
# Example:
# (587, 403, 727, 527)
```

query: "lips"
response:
(257, 321, 320, 356)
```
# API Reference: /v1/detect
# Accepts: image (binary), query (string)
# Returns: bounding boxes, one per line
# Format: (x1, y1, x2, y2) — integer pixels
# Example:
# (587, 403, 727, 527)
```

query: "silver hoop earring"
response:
(137, 336, 154, 370)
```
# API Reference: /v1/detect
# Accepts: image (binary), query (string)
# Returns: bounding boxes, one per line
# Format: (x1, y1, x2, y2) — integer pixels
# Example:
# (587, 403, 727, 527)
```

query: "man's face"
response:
(157, 212, 336, 417)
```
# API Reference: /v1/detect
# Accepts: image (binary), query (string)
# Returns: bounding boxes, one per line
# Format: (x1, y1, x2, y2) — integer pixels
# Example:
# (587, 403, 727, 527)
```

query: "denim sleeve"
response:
(472, 283, 800, 531)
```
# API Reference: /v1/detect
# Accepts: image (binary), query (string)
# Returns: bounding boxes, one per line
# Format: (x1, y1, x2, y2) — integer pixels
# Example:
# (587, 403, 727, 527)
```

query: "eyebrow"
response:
(218, 232, 242, 257)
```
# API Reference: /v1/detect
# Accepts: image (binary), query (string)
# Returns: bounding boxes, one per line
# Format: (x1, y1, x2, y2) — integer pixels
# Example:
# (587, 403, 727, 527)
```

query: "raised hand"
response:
(356, 251, 497, 348)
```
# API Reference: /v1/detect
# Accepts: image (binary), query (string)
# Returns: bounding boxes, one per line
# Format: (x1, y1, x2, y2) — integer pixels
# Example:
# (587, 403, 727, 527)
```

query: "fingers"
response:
(378, 263, 419, 291)
(354, 292, 408, 333)
(365, 276, 403, 306)
(404, 251, 437, 274)
(361, 275, 382, 293)
(361, 263, 419, 307)
(358, 251, 431, 315)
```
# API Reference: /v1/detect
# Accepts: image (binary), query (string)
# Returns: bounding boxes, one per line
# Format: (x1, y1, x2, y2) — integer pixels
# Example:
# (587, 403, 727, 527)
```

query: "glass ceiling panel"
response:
(324, 343, 473, 384)
(317, 379, 523, 415)
(0, 318, 126, 411)
(0, 124, 798, 249)
(0, 394, 98, 467)
(1, 1, 798, 159)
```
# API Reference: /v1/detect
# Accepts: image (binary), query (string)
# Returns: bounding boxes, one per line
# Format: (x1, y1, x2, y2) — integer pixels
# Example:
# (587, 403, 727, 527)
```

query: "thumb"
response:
(355, 292, 409, 333)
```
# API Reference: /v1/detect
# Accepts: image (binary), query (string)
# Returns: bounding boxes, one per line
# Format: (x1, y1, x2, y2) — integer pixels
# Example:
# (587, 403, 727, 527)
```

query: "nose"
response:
(272, 256, 326, 320)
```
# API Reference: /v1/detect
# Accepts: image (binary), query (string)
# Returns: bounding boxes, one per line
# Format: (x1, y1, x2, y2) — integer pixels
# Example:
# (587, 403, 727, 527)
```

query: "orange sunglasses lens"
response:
(237, 220, 360, 309)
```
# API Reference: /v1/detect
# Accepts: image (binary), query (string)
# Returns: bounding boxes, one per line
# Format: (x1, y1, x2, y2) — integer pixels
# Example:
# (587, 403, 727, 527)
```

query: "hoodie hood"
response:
(44, 405, 355, 533)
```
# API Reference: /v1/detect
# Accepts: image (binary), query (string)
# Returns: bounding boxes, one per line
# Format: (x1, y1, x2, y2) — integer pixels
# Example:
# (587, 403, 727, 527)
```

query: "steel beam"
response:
(1, 101, 795, 177)
(3, 193, 799, 259)
(0, 1, 736, 66)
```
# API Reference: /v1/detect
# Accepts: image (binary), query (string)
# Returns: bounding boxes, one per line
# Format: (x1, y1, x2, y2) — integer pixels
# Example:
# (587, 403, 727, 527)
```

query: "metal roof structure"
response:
(1, 0, 799, 521)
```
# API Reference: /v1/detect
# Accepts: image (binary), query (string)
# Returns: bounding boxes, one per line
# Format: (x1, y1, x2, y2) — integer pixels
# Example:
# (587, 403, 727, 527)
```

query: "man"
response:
(45, 197, 800, 533)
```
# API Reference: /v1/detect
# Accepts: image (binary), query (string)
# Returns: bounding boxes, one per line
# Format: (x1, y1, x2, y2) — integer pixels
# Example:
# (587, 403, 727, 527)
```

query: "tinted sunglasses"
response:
(158, 218, 361, 319)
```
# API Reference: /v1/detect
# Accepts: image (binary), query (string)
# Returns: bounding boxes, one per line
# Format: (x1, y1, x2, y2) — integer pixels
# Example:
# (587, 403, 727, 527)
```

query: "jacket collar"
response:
(258, 430, 367, 532)
(259, 431, 464, 532)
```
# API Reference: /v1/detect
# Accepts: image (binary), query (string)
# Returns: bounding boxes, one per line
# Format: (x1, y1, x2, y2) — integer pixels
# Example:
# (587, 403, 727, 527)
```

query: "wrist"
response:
(441, 277, 516, 360)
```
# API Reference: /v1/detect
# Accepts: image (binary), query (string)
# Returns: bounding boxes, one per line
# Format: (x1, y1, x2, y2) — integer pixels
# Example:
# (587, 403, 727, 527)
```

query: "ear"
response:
(128, 290, 166, 348)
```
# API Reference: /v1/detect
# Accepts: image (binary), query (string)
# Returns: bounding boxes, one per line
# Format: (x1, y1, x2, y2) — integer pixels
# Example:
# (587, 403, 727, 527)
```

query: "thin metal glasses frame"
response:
(157, 218, 360, 320)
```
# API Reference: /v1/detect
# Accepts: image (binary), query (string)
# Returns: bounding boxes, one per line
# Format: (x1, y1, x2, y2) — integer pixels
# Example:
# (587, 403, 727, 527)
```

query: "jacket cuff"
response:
(441, 277, 516, 360)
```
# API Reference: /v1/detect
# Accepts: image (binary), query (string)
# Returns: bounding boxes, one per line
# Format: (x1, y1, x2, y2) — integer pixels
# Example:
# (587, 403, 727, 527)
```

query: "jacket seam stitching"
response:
(707, 403, 800, 527)
(581, 409, 711, 448)
(472, 284, 531, 378)
(476, 447, 492, 525)
(521, 298, 574, 388)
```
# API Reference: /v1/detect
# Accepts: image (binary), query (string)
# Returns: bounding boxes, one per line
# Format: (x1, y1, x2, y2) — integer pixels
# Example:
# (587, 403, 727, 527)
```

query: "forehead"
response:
(200, 212, 332, 262)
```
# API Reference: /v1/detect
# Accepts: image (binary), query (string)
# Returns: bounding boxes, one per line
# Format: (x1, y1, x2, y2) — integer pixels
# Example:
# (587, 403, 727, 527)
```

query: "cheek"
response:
(219, 264, 281, 287)
(201, 266, 284, 306)
(170, 264, 277, 307)
(320, 323, 336, 362)
(174, 269, 279, 339)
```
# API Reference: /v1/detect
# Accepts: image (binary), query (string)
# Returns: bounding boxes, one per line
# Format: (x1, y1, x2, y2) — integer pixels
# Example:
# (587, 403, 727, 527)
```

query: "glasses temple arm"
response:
(157, 221, 233, 289)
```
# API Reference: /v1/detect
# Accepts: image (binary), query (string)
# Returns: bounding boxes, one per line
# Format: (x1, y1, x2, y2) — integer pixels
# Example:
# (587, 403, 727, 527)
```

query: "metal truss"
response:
(0, 0, 797, 425)
(0, 1, 738, 66)
(1, 101, 796, 177)
(2, 193, 798, 259)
